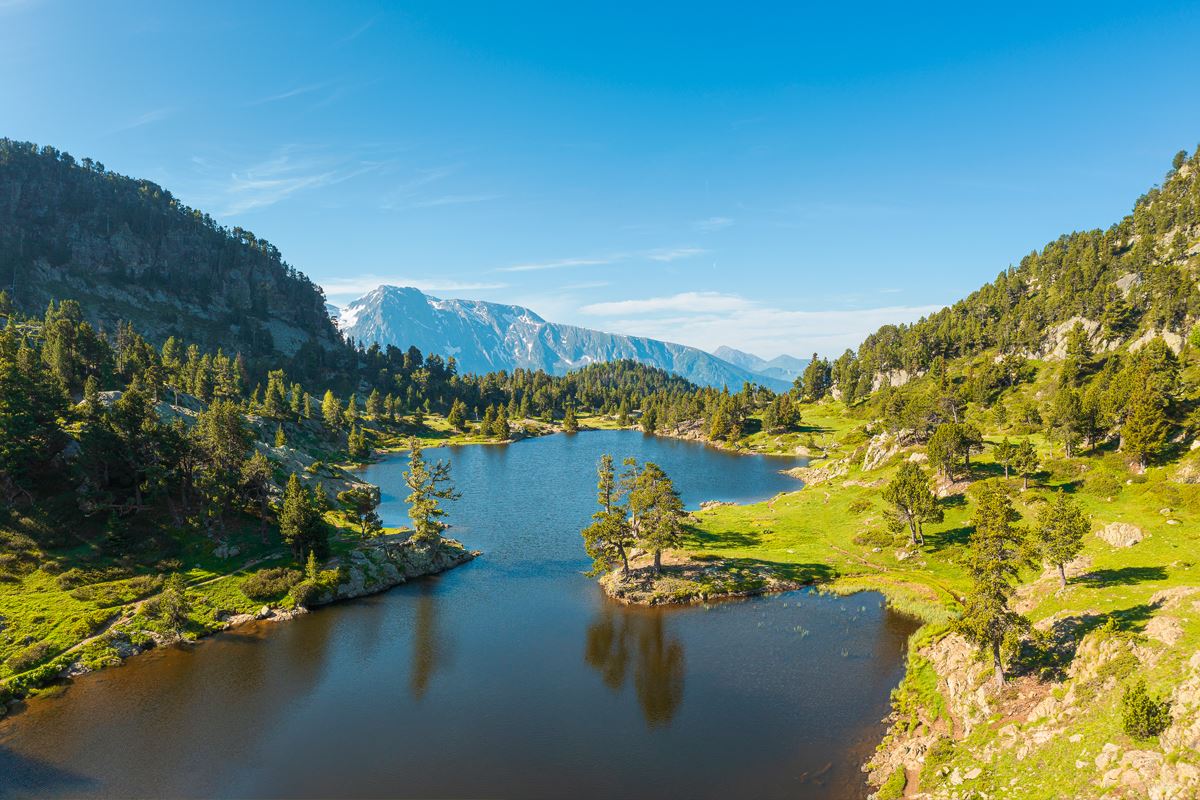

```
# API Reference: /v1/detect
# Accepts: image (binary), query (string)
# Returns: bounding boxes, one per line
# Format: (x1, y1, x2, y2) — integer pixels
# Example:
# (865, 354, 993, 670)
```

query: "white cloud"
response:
(210, 146, 389, 216)
(643, 247, 707, 262)
(498, 246, 705, 273)
(577, 291, 942, 359)
(321, 275, 508, 298)
(581, 291, 753, 315)
(499, 257, 614, 273)
(692, 216, 733, 232)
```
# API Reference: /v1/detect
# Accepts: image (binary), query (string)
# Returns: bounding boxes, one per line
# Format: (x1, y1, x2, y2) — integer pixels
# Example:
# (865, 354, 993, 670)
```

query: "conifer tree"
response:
(563, 404, 578, 433)
(403, 440, 460, 544)
(321, 389, 342, 430)
(957, 482, 1031, 685)
(882, 461, 942, 546)
(580, 454, 634, 577)
(1011, 439, 1039, 490)
(337, 485, 383, 538)
(1121, 387, 1167, 470)
(274, 424, 286, 447)
(1035, 491, 1089, 588)
(280, 473, 327, 559)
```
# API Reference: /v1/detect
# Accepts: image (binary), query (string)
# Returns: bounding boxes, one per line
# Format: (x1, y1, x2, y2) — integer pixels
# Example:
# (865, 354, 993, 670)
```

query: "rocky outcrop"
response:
(316, 536, 477, 605)
(1097, 521, 1145, 548)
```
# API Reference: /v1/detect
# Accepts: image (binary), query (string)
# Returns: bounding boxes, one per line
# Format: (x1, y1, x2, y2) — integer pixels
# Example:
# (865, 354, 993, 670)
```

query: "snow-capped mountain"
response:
(335, 286, 790, 390)
(712, 346, 807, 383)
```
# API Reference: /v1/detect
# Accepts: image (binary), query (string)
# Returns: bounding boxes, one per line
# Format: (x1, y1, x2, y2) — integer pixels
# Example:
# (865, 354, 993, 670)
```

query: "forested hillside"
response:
(839, 147, 1200, 392)
(0, 140, 345, 381)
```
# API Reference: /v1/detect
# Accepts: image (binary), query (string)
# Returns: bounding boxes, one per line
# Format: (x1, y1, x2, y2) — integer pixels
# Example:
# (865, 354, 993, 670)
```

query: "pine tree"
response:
(492, 408, 511, 440)
(280, 473, 327, 559)
(882, 462, 943, 546)
(274, 424, 286, 447)
(563, 404, 578, 433)
(1035, 491, 1089, 588)
(365, 388, 382, 420)
(447, 398, 468, 431)
(956, 482, 1031, 685)
(580, 454, 634, 577)
(1011, 439, 1039, 490)
(628, 462, 685, 573)
(1121, 387, 1167, 471)
(337, 485, 383, 538)
(403, 440, 460, 543)
(321, 390, 342, 430)
(993, 438, 1016, 479)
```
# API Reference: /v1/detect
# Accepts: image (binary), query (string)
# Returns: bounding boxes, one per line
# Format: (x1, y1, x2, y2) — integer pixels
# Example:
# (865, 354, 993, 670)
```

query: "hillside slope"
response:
(338, 285, 790, 390)
(0, 139, 345, 378)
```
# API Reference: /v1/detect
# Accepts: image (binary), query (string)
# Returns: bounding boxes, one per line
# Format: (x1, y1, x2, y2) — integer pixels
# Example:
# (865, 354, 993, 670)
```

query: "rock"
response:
(1097, 521, 1144, 548)
(1166, 519, 1180, 525)
(1096, 743, 1121, 770)
(964, 767, 982, 780)
(213, 542, 241, 559)
(699, 500, 735, 511)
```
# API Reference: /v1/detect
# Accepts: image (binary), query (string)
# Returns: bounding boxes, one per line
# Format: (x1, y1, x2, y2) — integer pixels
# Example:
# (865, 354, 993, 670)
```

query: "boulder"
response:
(1097, 521, 1144, 548)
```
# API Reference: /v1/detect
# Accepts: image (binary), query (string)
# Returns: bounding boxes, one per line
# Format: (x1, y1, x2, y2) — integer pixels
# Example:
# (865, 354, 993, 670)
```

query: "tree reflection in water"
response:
(409, 583, 441, 699)
(585, 606, 684, 727)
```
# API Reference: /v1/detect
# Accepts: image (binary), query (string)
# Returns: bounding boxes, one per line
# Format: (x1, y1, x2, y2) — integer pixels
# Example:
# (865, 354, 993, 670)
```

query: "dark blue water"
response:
(0, 431, 915, 799)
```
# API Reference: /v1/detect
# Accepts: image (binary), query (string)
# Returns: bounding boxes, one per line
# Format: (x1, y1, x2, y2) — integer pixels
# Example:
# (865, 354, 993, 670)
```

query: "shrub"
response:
(70, 575, 163, 606)
(68, 609, 115, 639)
(848, 497, 873, 514)
(877, 766, 907, 800)
(854, 528, 895, 548)
(1082, 471, 1124, 498)
(5, 641, 54, 673)
(240, 568, 302, 601)
(920, 736, 955, 786)
(1121, 678, 1171, 739)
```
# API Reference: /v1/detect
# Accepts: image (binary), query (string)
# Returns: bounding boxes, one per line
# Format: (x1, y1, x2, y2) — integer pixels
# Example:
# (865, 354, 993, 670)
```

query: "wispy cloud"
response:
(498, 246, 706, 273)
(108, 107, 173, 134)
(499, 257, 614, 273)
(644, 247, 708, 262)
(399, 193, 501, 209)
(379, 164, 499, 211)
(245, 82, 331, 107)
(335, 15, 379, 46)
(194, 146, 392, 216)
(582, 291, 751, 315)
(578, 291, 942, 358)
(321, 275, 508, 298)
(692, 216, 733, 232)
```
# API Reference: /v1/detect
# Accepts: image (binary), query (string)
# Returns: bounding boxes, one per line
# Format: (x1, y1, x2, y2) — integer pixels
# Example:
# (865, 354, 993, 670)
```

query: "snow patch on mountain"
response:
(338, 286, 789, 390)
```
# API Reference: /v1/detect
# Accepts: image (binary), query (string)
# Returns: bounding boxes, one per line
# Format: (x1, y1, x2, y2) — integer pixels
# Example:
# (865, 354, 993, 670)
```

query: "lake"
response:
(0, 430, 916, 799)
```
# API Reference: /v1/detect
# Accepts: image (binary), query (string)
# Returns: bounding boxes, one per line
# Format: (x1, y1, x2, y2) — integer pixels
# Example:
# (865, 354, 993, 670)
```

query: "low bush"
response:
(5, 641, 54, 673)
(1121, 678, 1171, 739)
(240, 568, 302, 601)
(70, 575, 163, 607)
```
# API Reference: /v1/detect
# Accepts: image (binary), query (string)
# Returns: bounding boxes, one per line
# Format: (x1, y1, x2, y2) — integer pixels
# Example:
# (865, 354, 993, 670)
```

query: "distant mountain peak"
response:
(712, 345, 805, 383)
(339, 286, 790, 390)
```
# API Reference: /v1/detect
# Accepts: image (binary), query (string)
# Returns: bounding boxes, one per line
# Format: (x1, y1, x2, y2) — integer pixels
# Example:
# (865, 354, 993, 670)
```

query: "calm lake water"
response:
(0, 431, 916, 799)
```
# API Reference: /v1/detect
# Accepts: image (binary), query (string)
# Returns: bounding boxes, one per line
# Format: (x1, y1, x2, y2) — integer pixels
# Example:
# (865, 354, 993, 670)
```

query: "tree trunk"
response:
(1022, 474, 1028, 491)
(1058, 563, 1067, 589)
(1003, 464, 1009, 478)
(618, 545, 629, 578)
(992, 641, 1005, 686)
(653, 548, 662, 574)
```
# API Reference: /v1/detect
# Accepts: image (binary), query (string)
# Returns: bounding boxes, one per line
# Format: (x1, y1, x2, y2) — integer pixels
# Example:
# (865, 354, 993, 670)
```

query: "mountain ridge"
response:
(336, 285, 791, 390)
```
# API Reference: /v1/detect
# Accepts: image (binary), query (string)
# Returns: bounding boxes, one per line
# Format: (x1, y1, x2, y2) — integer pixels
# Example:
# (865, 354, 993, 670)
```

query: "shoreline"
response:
(0, 537, 476, 719)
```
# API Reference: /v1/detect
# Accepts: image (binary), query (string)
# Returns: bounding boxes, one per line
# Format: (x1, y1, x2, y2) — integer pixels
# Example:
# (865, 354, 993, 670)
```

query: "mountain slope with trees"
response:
(0, 139, 346, 382)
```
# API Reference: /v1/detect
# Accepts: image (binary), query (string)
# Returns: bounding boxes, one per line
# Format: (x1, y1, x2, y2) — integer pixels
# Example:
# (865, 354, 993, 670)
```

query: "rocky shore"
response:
(1, 538, 476, 718)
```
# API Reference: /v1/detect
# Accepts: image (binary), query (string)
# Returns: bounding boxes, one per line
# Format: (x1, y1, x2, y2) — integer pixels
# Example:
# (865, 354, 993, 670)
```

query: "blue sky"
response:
(3, 1, 1200, 358)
